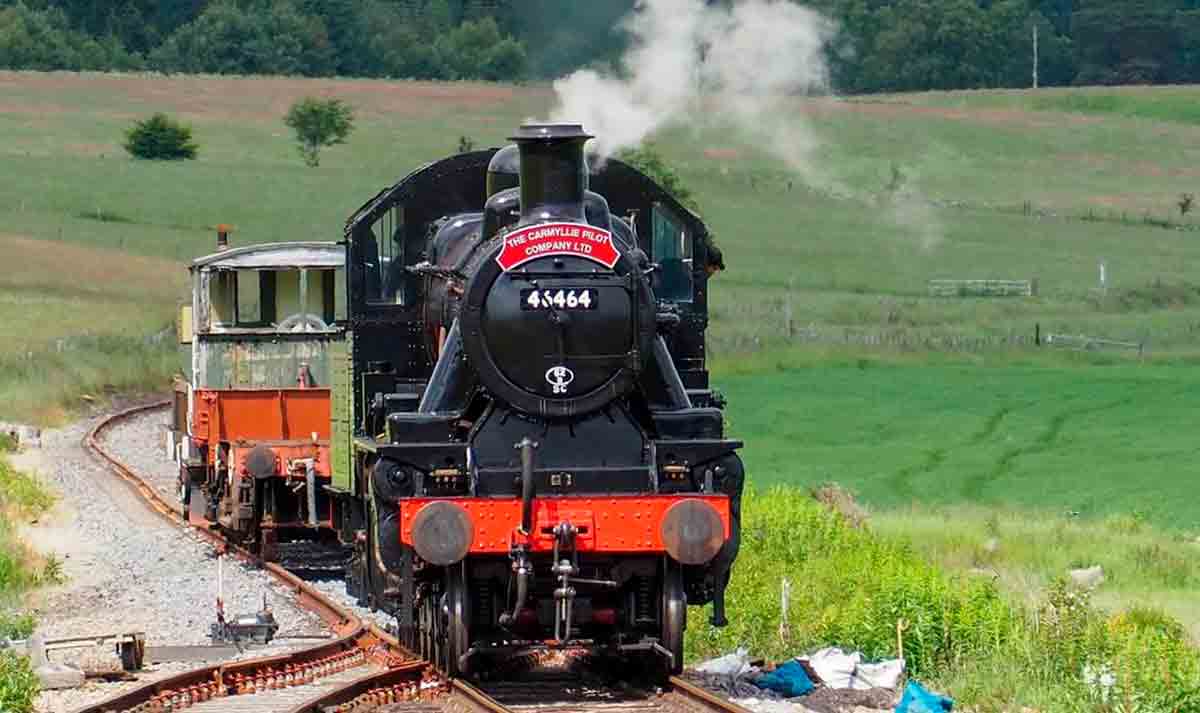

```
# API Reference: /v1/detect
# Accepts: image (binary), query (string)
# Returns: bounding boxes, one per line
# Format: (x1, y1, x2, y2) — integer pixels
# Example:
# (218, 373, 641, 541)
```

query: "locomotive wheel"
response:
(661, 559, 686, 675)
(441, 563, 471, 676)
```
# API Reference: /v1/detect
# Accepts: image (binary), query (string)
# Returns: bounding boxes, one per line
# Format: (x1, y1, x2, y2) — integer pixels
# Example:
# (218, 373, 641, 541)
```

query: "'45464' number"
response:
(520, 288, 597, 311)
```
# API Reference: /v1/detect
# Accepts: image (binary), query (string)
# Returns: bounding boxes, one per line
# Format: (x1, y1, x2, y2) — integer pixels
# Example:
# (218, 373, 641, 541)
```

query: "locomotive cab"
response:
(338, 124, 743, 678)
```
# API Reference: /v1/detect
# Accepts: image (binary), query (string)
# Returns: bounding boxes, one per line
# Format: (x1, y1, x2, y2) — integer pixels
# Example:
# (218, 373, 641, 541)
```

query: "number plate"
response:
(520, 288, 598, 311)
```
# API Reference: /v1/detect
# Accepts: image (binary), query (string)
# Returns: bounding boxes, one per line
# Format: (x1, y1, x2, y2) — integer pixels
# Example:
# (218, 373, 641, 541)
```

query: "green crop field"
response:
(719, 351, 1200, 529)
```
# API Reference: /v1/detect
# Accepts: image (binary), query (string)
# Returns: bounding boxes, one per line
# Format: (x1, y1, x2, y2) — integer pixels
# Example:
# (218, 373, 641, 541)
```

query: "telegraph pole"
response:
(1032, 23, 1039, 89)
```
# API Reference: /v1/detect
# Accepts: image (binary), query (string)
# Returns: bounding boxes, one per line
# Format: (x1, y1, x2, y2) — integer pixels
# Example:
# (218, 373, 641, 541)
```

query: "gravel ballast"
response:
(19, 407, 342, 712)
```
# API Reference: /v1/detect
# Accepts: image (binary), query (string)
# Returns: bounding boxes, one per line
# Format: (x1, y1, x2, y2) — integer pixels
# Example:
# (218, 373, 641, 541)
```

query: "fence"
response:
(928, 279, 1037, 298)
(10, 327, 175, 362)
(753, 326, 1040, 352)
(1044, 333, 1144, 355)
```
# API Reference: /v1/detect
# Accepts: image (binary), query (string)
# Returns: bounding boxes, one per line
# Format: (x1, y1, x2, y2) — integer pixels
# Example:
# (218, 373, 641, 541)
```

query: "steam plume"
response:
(551, 0, 834, 178)
(551, 0, 944, 248)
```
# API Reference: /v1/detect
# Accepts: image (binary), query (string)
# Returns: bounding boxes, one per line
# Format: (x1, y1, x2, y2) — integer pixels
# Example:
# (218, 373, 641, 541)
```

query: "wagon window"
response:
(651, 203, 693, 302)
(209, 270, 236, 326)
(237, 270, 263, 325)
(332, 267, 347, 321)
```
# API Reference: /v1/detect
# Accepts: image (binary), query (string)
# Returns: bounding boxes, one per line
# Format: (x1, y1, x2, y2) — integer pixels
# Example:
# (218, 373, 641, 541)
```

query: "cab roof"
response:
(191, 242, 343, 271)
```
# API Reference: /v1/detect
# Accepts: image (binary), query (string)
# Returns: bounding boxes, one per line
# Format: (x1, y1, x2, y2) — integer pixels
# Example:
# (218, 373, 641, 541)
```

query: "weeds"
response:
(0, 611, 34, 640)
(0, 459, 53, 519)
(0, 650, 37, 713)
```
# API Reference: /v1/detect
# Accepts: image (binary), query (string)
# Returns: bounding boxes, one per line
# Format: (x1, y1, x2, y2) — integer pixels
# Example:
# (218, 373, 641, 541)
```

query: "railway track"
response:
(75, 403, 750, 713)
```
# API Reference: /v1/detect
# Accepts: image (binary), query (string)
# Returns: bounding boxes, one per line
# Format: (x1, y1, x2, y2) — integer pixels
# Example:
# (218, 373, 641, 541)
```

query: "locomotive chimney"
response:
(216, 224, 231, 251)
(511, 123, 591, 224)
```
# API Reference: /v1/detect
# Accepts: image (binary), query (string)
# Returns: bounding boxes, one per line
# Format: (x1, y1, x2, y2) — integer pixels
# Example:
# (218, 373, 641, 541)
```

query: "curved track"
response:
(76, 403, 749, 713)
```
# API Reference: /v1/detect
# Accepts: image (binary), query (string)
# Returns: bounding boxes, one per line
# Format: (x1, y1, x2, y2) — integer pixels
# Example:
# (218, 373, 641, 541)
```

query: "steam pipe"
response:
(515, 437, 538, 535)
(499, 558, 530, 627)
(305, 460, 318, 528)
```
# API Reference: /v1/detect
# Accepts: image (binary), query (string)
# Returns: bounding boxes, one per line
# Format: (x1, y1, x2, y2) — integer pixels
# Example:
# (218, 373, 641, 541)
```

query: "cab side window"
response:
(365, 203, 416, 306)
(651, 202, 693, 302)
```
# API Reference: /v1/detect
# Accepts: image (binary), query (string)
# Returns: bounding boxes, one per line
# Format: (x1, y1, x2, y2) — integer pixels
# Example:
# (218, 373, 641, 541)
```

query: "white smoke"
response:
(551, 0, 835, 179)
(551, 0, 944, 248)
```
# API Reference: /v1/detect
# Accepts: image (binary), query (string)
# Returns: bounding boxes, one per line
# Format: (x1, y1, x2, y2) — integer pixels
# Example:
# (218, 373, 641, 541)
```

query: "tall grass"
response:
(0, 336, 182, 425)
(689, 488, 1200, 709)
(688, 488, 1016, 676)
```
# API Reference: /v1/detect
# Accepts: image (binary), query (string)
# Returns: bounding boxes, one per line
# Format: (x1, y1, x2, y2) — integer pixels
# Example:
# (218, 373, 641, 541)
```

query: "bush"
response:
(0, 650, 38, 713)
(123, 114, 198, 161)
(284, 97, 354, 167)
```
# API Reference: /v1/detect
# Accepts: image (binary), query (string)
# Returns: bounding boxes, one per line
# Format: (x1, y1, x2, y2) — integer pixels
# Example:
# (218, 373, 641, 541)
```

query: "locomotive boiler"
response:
(337, 124, 744, 677)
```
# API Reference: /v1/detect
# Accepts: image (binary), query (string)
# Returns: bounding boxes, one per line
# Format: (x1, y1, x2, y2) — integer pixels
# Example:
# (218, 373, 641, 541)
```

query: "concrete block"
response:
(36, 663, 85, 690)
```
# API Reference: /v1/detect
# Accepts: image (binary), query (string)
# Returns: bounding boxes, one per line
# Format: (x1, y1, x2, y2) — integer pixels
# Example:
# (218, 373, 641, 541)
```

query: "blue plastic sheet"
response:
(896, 681, 954, 713)
(753, 660, 815, 697)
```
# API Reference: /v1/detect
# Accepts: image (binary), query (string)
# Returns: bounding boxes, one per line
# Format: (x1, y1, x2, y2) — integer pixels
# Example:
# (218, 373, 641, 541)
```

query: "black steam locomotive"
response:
(331, 124, 744, 677)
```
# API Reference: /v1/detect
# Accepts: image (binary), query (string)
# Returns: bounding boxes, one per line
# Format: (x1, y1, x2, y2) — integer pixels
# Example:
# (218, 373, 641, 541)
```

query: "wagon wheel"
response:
(660, 558, 686, 676)
(178, 467, 190, 522)
(276, 312, 330, 332)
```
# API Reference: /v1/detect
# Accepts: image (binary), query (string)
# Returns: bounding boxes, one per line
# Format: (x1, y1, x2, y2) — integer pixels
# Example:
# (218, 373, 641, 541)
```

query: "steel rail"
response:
(668, 676, 754, 713)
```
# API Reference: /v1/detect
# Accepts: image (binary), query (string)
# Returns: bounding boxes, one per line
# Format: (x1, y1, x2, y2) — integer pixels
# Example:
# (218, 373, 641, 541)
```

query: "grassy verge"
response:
(0, 336, 182, 426)
(688, 488, 1200, 710)
(0, 440, 56, 713)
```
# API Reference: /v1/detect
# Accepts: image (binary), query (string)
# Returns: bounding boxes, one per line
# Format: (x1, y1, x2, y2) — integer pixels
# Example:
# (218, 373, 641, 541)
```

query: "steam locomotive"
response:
(174, 123, 743, 678)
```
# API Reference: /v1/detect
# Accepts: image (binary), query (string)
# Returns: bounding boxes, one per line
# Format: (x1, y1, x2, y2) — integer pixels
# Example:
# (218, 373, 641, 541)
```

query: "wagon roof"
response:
(191, 242, 343, 270)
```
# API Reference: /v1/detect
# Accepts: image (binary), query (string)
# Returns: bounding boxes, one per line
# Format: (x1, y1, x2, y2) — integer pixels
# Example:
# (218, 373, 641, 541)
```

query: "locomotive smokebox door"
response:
(460, 123, 656, 419)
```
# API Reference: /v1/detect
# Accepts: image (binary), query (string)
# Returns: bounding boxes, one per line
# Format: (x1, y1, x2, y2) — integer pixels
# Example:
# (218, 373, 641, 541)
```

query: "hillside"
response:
(4, 73, 1200, 516)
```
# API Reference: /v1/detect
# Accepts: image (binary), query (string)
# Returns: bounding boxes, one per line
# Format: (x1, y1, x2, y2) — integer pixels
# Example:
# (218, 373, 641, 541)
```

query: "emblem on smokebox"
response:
(545, 365, 575, 395)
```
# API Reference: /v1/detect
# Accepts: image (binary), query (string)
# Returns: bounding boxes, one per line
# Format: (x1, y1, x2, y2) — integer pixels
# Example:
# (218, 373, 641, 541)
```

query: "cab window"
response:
(272, 268, 338, 330)
(365, 203, 415, 306)
(210, 269, 276, 327)
(651, 203, 693, 302)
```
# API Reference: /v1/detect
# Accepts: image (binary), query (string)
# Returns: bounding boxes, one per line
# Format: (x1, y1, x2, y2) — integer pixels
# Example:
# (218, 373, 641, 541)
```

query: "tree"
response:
(284, 97, 354, 167)
(0, 1, 141, 71)
(149, 0, 334, 77)
(435, 16, 527, 80)
(123, 113, 198, 160)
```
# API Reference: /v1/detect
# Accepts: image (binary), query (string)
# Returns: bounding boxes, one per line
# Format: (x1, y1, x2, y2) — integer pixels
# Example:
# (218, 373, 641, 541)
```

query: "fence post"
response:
(784, 278, 795, 339)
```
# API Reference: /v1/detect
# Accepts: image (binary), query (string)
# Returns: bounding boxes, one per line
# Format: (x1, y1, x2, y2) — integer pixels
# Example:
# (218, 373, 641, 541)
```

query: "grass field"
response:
(718, 350, 1200, 529)
(3, 74, 1200, 369)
